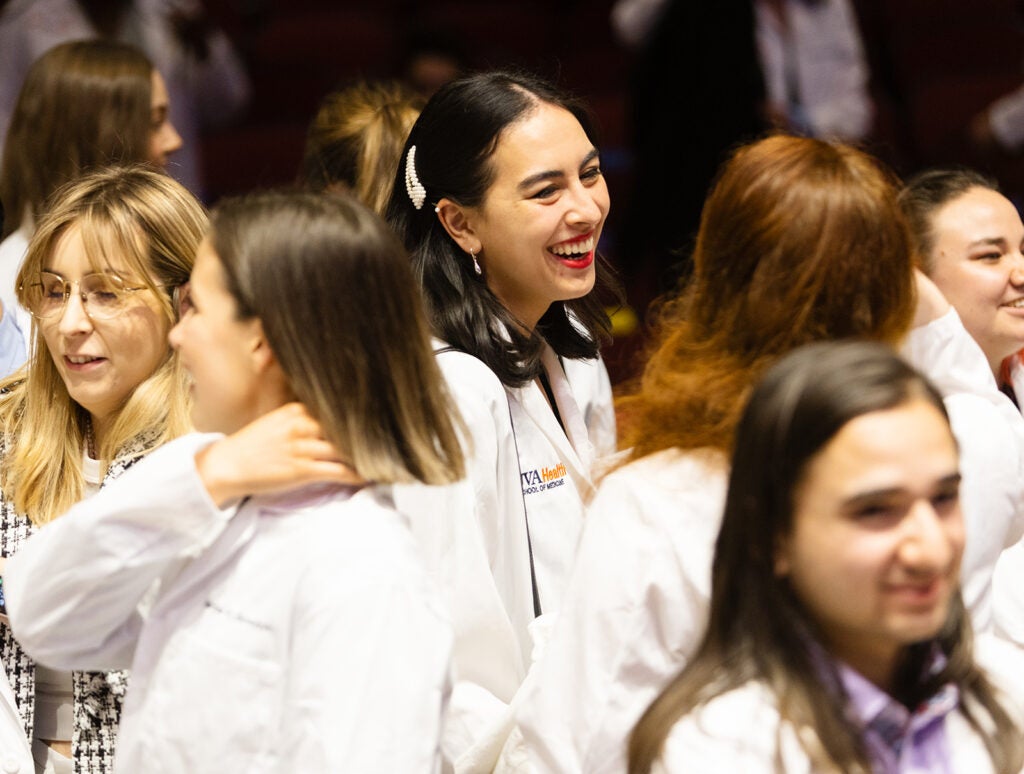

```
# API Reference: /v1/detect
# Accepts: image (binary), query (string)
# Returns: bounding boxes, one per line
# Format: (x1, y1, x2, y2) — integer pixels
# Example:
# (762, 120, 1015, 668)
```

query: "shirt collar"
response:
(838, 647, 959, 762)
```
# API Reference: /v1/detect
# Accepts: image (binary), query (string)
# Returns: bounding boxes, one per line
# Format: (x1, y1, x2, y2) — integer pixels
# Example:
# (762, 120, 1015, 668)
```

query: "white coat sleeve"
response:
(282, 560, 452, 773)
(4, 433, 233, 671)
(900, 311, 1024, 534)
(517, 453, 726, 774)
(901, 309, 1024, 634)
(991, 541, 1024, 648)
(900, 307, 1017, 421)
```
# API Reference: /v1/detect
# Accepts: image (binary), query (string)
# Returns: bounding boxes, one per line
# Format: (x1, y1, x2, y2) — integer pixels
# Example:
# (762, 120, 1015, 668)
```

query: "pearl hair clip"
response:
(405, 145, 426, 210)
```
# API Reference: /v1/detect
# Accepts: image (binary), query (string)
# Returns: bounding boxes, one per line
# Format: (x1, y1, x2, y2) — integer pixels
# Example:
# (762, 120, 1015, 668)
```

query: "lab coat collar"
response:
(511, 344, 595, 499)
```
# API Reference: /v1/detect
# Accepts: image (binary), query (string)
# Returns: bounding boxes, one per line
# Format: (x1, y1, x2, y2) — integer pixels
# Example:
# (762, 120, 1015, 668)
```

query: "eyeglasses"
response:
(22, 271, 155, 320)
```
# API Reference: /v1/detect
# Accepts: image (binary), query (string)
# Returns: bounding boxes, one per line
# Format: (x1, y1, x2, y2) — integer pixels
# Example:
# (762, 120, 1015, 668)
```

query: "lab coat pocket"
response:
(146, 602, 283, 771)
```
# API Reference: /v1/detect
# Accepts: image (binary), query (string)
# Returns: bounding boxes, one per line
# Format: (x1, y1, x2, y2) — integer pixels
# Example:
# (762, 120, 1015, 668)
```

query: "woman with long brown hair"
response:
(630, 341, 1024, 773)
(0, 38, 182, 356)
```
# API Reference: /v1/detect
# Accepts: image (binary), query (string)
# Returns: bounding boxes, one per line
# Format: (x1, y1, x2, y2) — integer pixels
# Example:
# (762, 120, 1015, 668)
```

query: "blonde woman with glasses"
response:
(0, 165, 205, 773)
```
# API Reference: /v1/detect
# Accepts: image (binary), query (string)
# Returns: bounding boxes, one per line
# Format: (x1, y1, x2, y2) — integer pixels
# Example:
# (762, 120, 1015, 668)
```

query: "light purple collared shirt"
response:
(839, 656, 959, 774)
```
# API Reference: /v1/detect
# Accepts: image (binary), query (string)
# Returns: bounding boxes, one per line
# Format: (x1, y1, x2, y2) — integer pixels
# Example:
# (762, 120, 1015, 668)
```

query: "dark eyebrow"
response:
(842, 472, 961, 509)
(579, 148, 600, 167)
(516, 147, 601, 193)
(966, 237, 1008, 249)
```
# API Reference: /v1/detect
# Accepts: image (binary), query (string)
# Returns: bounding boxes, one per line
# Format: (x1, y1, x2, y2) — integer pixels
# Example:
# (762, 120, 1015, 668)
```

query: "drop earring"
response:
(470, 248, 482, 276)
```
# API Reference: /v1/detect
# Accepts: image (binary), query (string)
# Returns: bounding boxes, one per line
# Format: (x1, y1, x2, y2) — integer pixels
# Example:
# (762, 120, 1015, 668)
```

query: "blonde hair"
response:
(0, 166, 207, 524)
(300, 80, 424, 215)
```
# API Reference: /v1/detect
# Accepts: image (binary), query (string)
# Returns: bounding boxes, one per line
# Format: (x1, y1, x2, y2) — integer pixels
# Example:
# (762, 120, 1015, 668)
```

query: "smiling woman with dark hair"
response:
(899, 167, 1024, 393)
(384, 69, 620, 769)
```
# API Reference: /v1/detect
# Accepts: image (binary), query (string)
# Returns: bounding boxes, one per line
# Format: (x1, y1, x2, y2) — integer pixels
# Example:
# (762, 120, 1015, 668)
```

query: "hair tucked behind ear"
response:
(898, 166, 1000, 274)
(384, 69, 619, 387)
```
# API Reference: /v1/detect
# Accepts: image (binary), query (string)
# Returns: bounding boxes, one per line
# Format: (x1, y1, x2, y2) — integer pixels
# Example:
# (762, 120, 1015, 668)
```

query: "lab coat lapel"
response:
(514, 345, 595, 499)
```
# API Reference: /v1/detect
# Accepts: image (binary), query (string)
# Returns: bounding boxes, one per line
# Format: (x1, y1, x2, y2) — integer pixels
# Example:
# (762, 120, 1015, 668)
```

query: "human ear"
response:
(247, 318, 277, 374)
(248, 319, 295, 403)
(434, 198, 481, 255)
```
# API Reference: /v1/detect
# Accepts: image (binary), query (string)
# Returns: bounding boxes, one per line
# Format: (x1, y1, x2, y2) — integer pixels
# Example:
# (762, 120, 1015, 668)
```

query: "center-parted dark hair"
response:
(383, 69, 617, 388)
(629, 340, 1023, 773)
(898, 167, 1001, 273)
(208, 190, 464, 486)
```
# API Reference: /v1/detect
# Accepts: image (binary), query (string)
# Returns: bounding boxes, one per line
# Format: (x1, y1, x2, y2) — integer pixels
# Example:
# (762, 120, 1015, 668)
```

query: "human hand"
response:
(912, 268, 950, 328)
(195, 403, 363, 506)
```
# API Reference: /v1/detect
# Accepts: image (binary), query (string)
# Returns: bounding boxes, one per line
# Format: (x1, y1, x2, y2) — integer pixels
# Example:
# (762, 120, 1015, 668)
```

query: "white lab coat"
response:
(563, 355, 616, 461)
(506, 343, 596, 610)
(993, 540, 1024, 646)
(4, 433, 452, 774)
(518, 308, 1024, 774)
(901, 309, 1024, 632)
(988, 357, 1024, 645)
(653, 635, 1024, 773)
(517, 448, 728, 774)
(395, 341, 595, 773)
(1005, 355, 1024, 406)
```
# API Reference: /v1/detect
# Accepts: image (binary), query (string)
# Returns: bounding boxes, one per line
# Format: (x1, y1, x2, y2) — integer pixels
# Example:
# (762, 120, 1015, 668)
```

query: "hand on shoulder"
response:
(196, 403, 364, 506)
(912, 269, 951, 328)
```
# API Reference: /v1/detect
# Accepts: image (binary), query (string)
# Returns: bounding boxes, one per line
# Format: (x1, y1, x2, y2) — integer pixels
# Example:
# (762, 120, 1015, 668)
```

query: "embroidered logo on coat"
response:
(521, 462, 567, 495)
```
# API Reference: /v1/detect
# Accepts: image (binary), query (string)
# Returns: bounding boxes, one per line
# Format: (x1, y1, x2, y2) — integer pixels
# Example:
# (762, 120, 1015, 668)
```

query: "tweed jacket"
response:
(0, 429, 158, 773)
